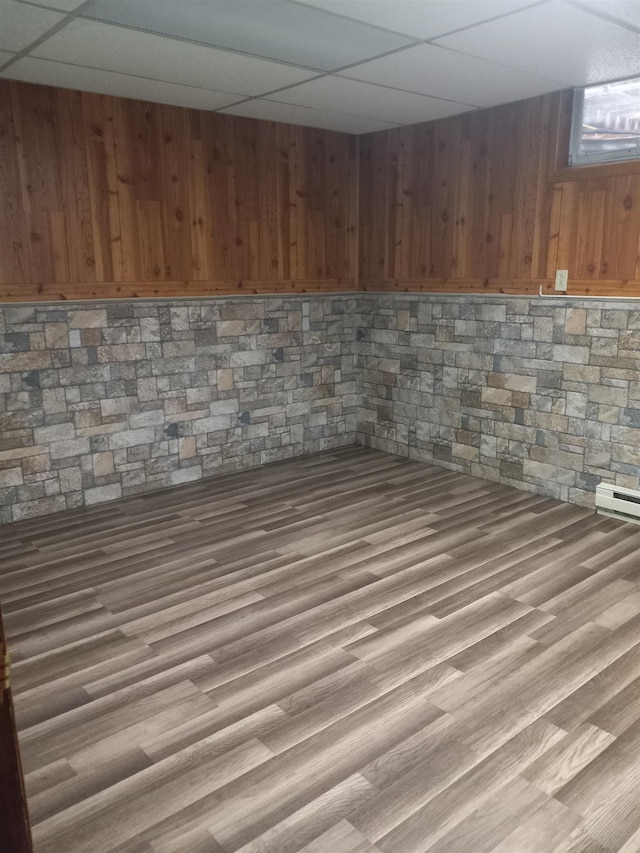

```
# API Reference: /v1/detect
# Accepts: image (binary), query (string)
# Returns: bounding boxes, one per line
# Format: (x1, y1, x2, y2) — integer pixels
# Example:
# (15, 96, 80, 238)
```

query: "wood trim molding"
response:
(0, 609, 33, 853)
(0, 279, 358, 302)
(361, 278, 640, 298)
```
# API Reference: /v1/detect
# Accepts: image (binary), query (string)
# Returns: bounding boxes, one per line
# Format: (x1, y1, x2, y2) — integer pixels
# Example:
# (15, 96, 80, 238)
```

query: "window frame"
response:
(547, 90, 640, 184)
(568, 76, 640, 168)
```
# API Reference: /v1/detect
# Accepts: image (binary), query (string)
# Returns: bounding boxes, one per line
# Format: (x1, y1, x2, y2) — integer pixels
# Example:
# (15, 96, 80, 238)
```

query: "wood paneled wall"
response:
(359, 90, 640, 297)
(0, 81, 357, 301)
(3, 81, 640, 301)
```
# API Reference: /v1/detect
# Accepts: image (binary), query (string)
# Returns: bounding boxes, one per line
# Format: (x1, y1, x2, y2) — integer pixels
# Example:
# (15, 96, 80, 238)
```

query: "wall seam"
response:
(355, 135, 360, 292)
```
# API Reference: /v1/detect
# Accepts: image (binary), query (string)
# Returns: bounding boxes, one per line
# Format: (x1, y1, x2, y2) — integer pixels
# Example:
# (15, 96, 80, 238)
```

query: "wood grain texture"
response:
(359, 278, 640, 297)
(0, 278, 354, 302)
(5, 82, 640, 302)
(359, 91, 640, 297)
(0, 608, 33, 853)
(2, 446, 640, 852)
(0, 81, 357, 300)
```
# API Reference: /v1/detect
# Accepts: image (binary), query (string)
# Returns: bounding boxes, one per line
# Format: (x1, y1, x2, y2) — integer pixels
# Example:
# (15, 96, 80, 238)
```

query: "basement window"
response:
(569, 75, 640, 166)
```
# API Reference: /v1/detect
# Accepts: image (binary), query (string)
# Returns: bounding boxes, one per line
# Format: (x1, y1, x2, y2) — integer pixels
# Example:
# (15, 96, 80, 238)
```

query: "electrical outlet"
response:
(555, 269, 568, 292)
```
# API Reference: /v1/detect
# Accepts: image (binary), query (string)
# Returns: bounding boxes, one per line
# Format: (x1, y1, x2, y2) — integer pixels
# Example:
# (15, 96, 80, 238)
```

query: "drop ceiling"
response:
(1, 0, 639, 134)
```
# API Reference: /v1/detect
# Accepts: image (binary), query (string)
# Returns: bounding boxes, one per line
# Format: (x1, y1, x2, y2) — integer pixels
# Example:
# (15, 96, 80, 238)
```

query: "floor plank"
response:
(2, 446, 640, 852)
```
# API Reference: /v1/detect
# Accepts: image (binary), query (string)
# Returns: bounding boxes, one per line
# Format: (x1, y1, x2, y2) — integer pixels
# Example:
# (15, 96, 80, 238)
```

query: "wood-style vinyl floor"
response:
(2, 447, 640, 853)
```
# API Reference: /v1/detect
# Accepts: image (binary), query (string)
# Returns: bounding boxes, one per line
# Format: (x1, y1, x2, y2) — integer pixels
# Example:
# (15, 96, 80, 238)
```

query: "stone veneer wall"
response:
(3, 291, 640, 523)
(0, 295, 358, 523)
(357, 293, 640, 507)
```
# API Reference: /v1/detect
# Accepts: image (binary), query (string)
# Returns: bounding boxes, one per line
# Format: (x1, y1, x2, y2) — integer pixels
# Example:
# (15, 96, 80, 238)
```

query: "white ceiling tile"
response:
(31, 19, 318, 96)
(267, 75, 474, 124)
(23, 0, 88, 10)
(572, 1, 640, 30)
(296, 0, 539, 39)
(1, 56, 243, 111)
(221, 97, 398, 134)
(3, 0, 637, 135)
(83, 0, 414, 71)
(435, 3, 640, 86)
(341, 43, 564, 107)
(0, 0, 65, 52)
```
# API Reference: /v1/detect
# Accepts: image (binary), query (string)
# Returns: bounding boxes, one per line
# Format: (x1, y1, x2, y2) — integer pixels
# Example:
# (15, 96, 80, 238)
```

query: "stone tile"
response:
(358, 294, 640, 511)
(0, 351, 53, 371)
(3, 293, 640, 523)
(49, 438, 91, 459)
(562, 364, 601, 383)
(453, 442, 479, 461)
(108, 428, 156, 449)
(169, 308, 190, 330)
(217, 320, 247, 337)
(130, 410, 164, 428)
(481, 387, 513, 406)
(59, 467, 82, 492)
(620, 407, 640, 427)
(565, 392, 587, 418)
(588, 385, 628, 407)
(100, 397, 140, 417)
(0, 467, 23, 487)
(179, 436, 197, 459)
(221, 303, 265, 320)
(137, 378, 158, 402)
(171, 465, 202, 485)
(97, 344, 147, 363)
(140, 317, 161, 342)
(34, 423, 75, 444)
(44, 324, 69, 350)
(566, 308, 586, 335)
(69, 309, 107, 328)
(552, 344, 590, 364)
(22, 454, 51, 475)
(84, 483, 122, 505)
(161, 340, 196, 358)
(502, 374, 537, 393)
(93, 451, 115, 477)
(12, 495, 67, 520)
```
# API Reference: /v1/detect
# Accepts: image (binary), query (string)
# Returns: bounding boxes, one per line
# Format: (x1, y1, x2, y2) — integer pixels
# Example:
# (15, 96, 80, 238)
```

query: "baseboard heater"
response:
(595, 482, 640, 525)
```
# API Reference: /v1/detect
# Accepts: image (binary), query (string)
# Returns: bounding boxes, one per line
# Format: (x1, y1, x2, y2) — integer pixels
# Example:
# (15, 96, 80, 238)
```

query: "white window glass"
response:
(570, 76, 640, 166)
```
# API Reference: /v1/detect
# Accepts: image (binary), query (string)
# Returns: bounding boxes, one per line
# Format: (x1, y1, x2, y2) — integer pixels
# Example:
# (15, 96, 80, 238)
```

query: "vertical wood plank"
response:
(3, 79, 640, 299)
(158, 103, 191, 280)
(81, 92, 113, 282)
(359, 90, 640, 294)
(111, 97, 140, 282)
(575, 187, 606, 280)
(0, 80, 358, 298)
(101, 95, 125, 282)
